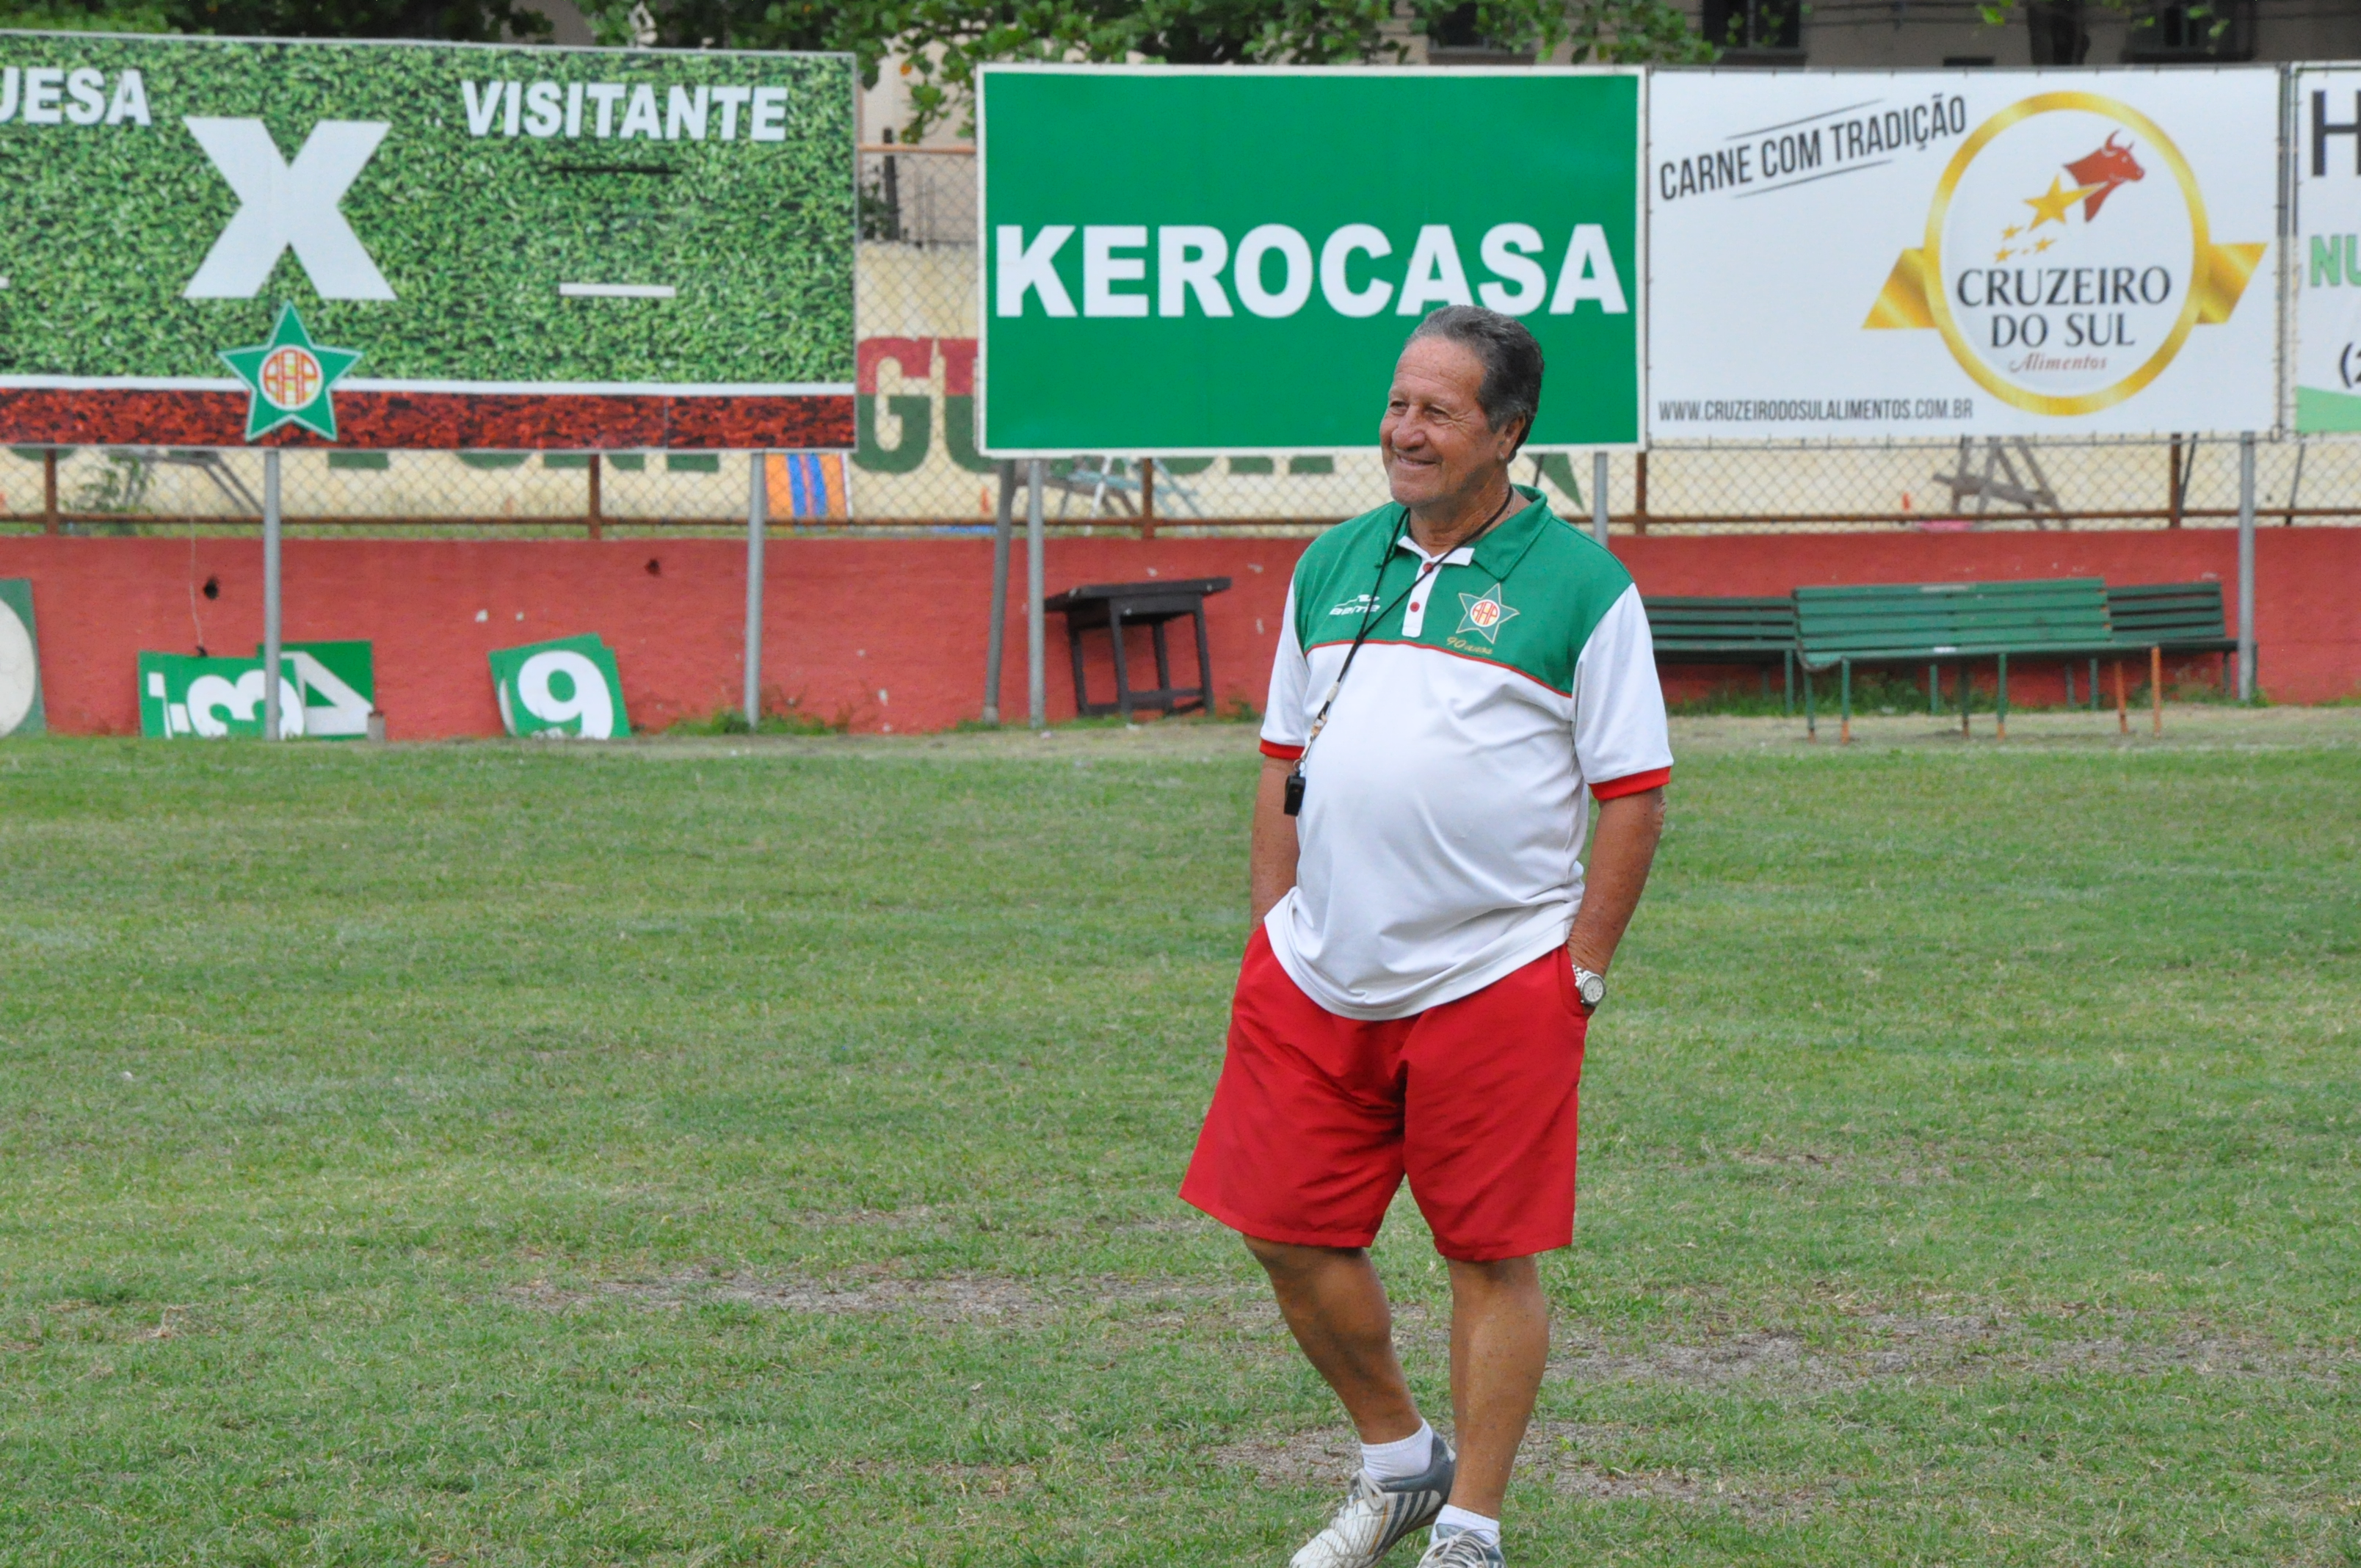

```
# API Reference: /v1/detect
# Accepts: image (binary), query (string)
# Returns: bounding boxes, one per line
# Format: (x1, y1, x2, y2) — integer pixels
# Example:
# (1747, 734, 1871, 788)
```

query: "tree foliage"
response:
(1974, 0, 2241, 58)
(18, 0, 554, 42)
(585, 0, 1714, 139)
(26, 0, 1715, 142)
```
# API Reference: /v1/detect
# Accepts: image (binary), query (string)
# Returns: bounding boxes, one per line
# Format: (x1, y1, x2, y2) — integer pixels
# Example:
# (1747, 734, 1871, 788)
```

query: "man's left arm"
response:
(1565, 786, 1664, 975)
(1566, 583, 1674, 976)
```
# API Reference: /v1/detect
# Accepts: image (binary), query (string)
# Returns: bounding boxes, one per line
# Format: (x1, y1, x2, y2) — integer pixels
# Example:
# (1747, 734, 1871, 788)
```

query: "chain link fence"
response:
(1573, 433, 2361, 536)
(0, 444, 781, 539)
(4, 148, 2357, 539)
(10, 432, 2357, 540)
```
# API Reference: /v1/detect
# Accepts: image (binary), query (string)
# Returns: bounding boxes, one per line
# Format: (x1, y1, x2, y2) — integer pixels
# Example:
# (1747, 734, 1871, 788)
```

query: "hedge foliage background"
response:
(0, 37, 855, 385)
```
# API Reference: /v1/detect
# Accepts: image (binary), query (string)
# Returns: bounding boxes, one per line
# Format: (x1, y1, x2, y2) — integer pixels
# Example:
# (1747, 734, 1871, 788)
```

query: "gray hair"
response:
(1407, 305, 1544, 451)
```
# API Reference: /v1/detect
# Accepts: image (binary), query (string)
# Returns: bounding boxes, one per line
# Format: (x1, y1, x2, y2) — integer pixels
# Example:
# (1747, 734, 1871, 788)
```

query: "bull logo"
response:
(2062, 133, 2144, 221)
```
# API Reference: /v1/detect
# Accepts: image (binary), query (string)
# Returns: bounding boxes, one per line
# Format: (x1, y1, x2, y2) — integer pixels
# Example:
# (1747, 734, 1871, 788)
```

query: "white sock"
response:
(1359, 1420, 1435, 1484)
(1434, 1504, 1501, 1545)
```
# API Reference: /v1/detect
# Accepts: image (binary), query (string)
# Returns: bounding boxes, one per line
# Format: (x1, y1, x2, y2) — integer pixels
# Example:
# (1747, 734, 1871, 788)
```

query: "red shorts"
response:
(1180, 927, 1587, 1262)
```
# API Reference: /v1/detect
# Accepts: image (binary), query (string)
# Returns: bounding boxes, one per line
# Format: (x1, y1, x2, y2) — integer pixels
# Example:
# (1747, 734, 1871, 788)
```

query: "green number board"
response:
(138, 641, 374, 739)
(139, 652, 304, 739)
(0, 578, 42, 738)
(490, 634, 628, 739)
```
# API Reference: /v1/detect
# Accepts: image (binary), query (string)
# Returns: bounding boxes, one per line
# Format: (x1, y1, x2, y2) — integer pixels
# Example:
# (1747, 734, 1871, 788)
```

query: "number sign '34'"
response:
(978, 68, 1644, 454)
(137, 641, 375, 739)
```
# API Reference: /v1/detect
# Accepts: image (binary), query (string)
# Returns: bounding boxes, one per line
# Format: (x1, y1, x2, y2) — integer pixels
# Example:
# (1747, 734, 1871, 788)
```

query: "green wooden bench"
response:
(1794, 578, 2122, 741)
(2108, 581, 2240, 694)
(1643, 595, 1799, 712)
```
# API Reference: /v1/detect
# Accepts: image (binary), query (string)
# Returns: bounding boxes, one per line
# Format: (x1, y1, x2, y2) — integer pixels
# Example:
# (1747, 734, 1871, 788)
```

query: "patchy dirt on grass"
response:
(1547, 1313, 2357, 1393)
(791, 1205, 947, 1231)
(1204, 1430, 1357, 1491)
(1667, 705, 2361, 755)
(501, 1267, 1262, 1328)
(782, 1205, 1230, 1242)
(926, 1462, 1044, 1499)
(501, 1271, 2353, 1390)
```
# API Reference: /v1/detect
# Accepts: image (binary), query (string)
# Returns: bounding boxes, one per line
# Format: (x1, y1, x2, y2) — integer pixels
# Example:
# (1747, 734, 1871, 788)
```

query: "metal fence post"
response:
(261, 448, 282, 741)
(1591, 451, 1609, 548)
(1026, 459, 1046, 730)
(744, 451, 766, 727)
(2237, 431, 2257, 702)
(41, 449, 59, 535)
(984, 460, 1014, 725)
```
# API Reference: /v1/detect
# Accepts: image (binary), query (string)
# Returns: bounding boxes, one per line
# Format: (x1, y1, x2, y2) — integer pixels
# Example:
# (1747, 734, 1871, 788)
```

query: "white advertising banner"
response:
(1647, 69, 2280, 440)
(2294, 69, 2361, 433)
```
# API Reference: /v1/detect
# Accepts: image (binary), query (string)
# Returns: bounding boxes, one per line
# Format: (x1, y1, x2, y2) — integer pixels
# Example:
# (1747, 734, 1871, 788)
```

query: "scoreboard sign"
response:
(0, 32, 856, 449)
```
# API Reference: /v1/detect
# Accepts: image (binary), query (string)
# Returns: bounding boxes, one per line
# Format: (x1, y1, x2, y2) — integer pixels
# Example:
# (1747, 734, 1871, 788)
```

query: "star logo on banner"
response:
(1455, 583, 1519, 645)
(220, 302, 362, 441)
(2021, 174, 2103, 232)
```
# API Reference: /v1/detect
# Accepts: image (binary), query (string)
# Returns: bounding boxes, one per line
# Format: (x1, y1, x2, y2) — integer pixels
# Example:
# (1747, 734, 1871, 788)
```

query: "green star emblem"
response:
(1455, 582, 1520, 645)
(220, 303, 363, 442)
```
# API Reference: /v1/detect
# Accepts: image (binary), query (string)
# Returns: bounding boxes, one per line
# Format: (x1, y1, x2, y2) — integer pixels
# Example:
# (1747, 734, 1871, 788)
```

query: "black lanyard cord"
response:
(1283, 488, 1516, 816)
(1300, 540, 1427, 747)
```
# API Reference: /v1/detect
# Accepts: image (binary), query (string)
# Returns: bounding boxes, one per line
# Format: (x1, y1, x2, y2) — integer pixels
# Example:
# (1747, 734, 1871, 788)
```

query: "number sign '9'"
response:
(489, 635, 629, 739)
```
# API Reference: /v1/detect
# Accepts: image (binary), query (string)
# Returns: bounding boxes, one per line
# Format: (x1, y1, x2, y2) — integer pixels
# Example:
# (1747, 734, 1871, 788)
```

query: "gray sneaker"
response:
(1287, 1440, 1457, 1568)
(1413, 1526, 1504, 1567)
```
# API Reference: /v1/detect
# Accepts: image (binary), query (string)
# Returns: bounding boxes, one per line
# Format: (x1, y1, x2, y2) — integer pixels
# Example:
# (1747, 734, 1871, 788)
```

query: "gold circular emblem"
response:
(1923, 92, 2209, 417)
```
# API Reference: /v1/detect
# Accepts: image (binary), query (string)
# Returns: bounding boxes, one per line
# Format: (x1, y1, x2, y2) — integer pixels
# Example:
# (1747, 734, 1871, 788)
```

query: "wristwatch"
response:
(1572, 964, 1606, 1012)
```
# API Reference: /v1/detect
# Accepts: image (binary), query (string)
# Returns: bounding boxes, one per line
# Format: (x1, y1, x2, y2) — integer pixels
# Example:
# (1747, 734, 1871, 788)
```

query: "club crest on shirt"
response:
(1455, 583, 1520, 644)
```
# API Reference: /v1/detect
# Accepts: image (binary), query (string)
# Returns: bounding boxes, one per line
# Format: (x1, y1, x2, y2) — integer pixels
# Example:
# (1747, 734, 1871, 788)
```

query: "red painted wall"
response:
(2, 527, 2354, 738)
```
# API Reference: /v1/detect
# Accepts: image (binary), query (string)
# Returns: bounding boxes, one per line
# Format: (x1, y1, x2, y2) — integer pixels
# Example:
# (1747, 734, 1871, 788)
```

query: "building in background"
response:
(1688, 0, 2357, 68)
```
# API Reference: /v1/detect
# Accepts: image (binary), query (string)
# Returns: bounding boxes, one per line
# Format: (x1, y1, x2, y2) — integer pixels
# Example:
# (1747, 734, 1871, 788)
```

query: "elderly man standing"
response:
(1180, 305, 1670, 1568)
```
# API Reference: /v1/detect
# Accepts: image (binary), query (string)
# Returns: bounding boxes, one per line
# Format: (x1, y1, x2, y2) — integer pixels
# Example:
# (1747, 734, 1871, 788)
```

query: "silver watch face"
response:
(1575, 969, 1606, 1006)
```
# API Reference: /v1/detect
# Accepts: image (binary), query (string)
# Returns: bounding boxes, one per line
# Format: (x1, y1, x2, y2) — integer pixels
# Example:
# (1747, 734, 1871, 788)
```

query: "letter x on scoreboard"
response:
(976, 66, 1645, 454)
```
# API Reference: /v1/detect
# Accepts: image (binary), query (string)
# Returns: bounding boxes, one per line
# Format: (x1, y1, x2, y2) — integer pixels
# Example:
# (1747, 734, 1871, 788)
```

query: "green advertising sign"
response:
(139, 651, 304, 738)
(490, 634, 628, 739)
(0, 32, 856, 449)
(0, 578, 43, 738)
(977, 67, 1644, 454)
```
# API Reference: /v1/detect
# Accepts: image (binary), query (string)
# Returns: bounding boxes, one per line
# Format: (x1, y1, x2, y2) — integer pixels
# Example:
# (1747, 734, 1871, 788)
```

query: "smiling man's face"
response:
(1379, 335, 1520, 517)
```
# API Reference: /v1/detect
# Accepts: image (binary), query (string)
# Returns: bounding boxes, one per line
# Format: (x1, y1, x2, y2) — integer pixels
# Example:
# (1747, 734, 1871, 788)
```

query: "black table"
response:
(1042, 577, 1232, 718)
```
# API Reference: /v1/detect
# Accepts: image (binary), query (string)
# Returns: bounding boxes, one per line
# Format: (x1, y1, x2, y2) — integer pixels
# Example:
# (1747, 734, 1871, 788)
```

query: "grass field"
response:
(3, 710, 2358, 1567)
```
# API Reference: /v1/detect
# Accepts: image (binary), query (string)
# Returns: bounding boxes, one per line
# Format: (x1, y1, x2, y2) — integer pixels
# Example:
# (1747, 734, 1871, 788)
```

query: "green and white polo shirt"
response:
(1260, 486, 1672, 1020)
